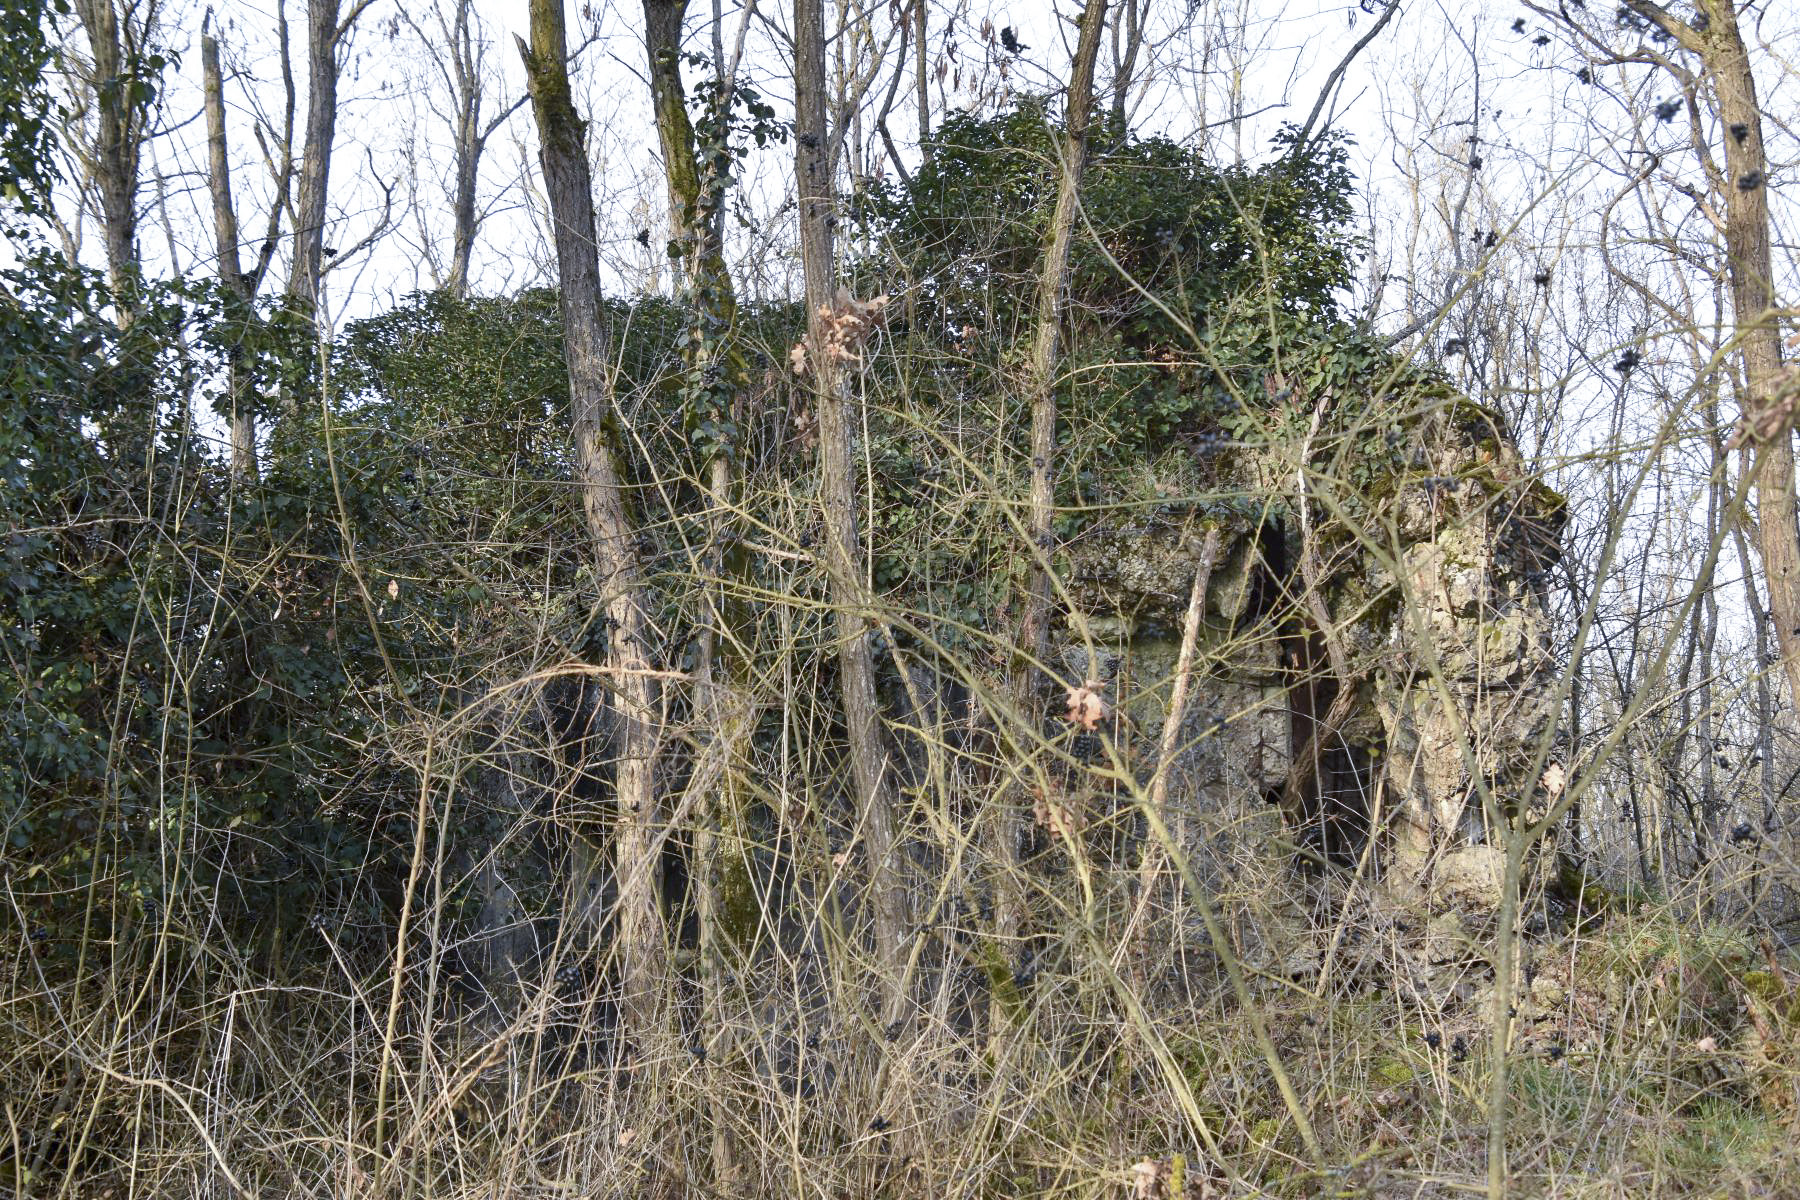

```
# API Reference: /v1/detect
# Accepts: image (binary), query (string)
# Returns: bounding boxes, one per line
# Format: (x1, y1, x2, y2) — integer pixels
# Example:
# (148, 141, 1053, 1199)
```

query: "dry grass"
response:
(4, 324, 1794, 1200)
(7, 774, 1800, 1199)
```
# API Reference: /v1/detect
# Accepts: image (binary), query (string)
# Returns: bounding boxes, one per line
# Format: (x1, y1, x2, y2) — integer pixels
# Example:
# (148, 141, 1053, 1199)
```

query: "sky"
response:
(25, 0, 1799, 480)
(24, 0, 1799, 321)
(39, 0, 1472, 319)
(22, 0, 1800, 668)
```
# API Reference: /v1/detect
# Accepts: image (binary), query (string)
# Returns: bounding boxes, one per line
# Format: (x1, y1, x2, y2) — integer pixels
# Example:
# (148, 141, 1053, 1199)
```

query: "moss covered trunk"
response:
(519, 0, 667, 1049)
(794, 0, 910, 1028)
(993, 0, 1109, 1041)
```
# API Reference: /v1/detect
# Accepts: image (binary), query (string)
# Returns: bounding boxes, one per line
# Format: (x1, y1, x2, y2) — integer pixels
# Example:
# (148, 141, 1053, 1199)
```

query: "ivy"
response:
(0, 0, 68, 215)
(675, 54, 790, 467)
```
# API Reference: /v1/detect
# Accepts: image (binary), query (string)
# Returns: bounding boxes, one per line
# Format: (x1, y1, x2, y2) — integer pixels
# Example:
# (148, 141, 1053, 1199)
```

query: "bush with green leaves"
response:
(859, 106, 1362, 449)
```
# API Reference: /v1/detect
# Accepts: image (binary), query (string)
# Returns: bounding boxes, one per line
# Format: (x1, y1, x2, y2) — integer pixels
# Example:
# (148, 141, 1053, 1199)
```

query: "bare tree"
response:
(1533, 0, 1800, 720)
(643, 0, 750, 1176)
(822, 2, 902, 184)
(1107, 0, 1148, 130)
(68, 0, 162, 319)
(1017, 0, 1108, 705)
(518, 0, 667, 1046)
(201, 15, 280, 479)
(992, 0, 1108, 1046)
(913, 0, 929, 155)
(645, 0, 706, 270)
(400, 0, 523, 297)
(794, 0, 910, 1028)
(286, 0, 374, 322)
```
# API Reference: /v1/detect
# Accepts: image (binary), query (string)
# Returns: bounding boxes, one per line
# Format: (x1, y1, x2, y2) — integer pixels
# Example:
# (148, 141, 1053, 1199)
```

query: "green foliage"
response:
(676, 55, 788, 465)
(1, 251, 209, 909)
(0, 0, 68, 214)
(1, 259, 469, 952)
(682, 53, 790, 244)
(0, 82, 1415, 976)
(0, 89, 1440, 1101)
(857, 104, 1369, 471)
(827, 108, 1413, 662)
(865, 105, 1360, 344)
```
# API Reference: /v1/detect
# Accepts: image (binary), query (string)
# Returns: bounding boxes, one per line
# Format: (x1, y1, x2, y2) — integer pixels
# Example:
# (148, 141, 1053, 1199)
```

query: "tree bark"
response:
(644, 1, 700, 262)
(72, 0, 143, 320)
(643, 0, 739, 442)
(991, 0, 1107, 1040)
(913, 0, 929, 157)
(794, 0, 910, 1027)
(1109, 0, 1147, 131)
(1622, 0, 1800, 717)
(201, 25, 256, 480)
(643, 0, 746, 1176)
(444, 0, 481, 298)
(1707, 8, 1800, 720)
(1018, 0, 1108, 679)
(518, 0, 667, 1048)
(286, 0, 342, 322)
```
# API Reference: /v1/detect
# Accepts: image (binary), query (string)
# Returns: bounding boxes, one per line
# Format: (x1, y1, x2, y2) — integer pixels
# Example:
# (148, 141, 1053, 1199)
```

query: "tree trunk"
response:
(992, 0, 1108, 1039)
(401, 0, 513, 298)
(1707, 7, 1800, 718)
(643, 0, 746, 1176)
(644, 1, 698, 262)
(447, 124, 479, 296)
(794, 0, 910, 1028)
(518, 0, 667, 1049)
(201, 27, 257, 480)
(1623, 0, 1800, 718)
(913, 0, 929, 157)
(643, 0, 738, 297)
(445, 0, 480, 298)
(1018, 0, 1108, 679)
(73, 0, 142, 320)
(287, 0, 341, 322)
(1109, 0, 1146, 131)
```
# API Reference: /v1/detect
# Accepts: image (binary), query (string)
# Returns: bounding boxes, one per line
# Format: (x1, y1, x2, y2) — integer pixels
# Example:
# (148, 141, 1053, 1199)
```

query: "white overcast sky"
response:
(24, 0, 1796, 346)
(14, 0, 1800, 671)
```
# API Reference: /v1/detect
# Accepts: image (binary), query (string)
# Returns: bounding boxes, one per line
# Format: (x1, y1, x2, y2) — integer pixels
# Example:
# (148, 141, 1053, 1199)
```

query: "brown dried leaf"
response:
(1130, 1158, 1165, 1200)
(792, 407, 816, 452)
(1031, 787, 1086, 839)
(1065, 680, 1109, 731)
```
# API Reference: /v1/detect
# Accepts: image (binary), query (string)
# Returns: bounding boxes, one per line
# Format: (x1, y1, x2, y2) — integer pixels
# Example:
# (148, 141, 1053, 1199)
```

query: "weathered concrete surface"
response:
(1059, 398, 1563, 916)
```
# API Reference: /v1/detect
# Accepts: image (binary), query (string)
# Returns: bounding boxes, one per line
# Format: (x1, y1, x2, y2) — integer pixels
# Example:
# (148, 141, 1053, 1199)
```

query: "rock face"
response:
(1060, 396, 1564, 913)
(1370, 408, 1563, 903)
